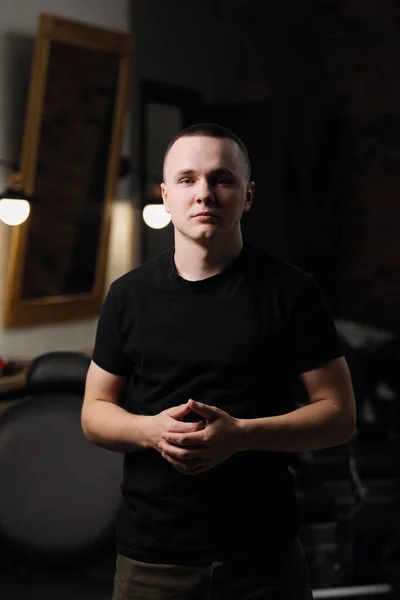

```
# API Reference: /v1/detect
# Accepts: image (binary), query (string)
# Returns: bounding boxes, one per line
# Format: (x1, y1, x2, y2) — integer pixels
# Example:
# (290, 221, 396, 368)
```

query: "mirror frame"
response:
(3, 14, 132, 328)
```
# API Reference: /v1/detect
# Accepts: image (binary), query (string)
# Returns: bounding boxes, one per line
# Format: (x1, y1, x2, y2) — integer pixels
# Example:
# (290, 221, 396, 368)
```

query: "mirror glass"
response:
(21, 41, 119, 299)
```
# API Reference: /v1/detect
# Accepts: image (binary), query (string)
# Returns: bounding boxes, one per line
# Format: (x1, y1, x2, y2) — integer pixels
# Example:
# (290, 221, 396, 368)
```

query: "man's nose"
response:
(195, 180, 215, 204)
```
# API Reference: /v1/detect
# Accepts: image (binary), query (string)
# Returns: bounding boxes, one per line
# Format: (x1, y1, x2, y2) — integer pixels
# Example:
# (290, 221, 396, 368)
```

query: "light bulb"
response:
(142, 204, 171, 229)
(0, 198, 30, 226)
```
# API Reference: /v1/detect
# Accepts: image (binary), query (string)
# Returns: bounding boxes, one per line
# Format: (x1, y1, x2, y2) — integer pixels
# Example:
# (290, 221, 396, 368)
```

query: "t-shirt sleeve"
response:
(287, 275, 343, 375)
(91, 284, 134, 376)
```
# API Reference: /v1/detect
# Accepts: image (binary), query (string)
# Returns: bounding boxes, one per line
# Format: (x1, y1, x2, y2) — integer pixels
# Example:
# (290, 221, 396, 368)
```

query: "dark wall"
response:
(131, 0, 323, 266)
(316, 1, 400, 330)
(223, 1, 400, 330)
(131, 1, 400, 330)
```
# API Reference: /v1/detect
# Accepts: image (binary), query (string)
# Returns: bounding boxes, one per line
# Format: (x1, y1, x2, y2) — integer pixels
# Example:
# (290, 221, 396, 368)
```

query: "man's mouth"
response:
(194, 212, 219, 218)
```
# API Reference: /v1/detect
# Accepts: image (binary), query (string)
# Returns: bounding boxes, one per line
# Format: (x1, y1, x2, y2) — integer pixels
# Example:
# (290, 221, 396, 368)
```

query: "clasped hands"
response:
(158, 399, 243, 476)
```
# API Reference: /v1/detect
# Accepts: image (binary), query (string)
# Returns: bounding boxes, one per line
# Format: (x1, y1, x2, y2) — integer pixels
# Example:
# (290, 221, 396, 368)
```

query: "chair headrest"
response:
(26, 351, 91, 394)
(0, 394, 123, 564)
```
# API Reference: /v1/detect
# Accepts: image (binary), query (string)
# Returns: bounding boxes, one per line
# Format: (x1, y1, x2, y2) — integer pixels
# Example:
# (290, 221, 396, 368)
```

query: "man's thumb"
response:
(166, 403, 191, 419)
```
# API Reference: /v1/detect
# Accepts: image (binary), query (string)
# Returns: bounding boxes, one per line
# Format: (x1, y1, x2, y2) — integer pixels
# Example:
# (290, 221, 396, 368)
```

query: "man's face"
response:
(161, 135, 254, 243)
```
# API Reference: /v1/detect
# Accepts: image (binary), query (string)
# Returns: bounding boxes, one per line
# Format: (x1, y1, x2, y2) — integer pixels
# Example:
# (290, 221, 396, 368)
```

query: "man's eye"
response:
(216, 177, 232, 185)
(180, 178, 192, 184)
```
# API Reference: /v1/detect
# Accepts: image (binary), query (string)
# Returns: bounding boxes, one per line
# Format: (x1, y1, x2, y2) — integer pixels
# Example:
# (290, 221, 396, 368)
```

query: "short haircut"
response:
(163, 122, 251, 182)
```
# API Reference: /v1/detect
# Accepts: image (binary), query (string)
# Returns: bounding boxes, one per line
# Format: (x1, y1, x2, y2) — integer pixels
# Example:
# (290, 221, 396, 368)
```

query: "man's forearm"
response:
(237, 400, 355, 453)
(82, 400, 151, 453)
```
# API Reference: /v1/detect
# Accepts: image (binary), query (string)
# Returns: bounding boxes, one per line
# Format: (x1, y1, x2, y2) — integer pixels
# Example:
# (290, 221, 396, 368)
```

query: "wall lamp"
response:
(120, 156, 171, 230)
(0, 156, 172, 229)
(142, 181, 171, 230)
(0, 160, 31, 226)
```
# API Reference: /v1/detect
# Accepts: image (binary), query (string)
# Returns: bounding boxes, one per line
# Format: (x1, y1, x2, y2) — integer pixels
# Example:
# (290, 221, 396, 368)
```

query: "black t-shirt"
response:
(92, 242, 342, 564)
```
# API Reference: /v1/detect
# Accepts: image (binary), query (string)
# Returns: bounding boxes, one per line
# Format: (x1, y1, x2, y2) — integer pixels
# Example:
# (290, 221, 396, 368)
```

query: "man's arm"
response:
(158, 356, 356, 476)
(81, 361, 151, 453)
(82, 361, 203, 454)
(237, 356, 356, 453)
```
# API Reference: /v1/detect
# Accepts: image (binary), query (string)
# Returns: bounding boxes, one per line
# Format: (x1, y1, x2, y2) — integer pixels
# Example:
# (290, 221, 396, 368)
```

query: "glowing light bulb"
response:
(0, 198, 30, 226)
(142, 204, 171, 229)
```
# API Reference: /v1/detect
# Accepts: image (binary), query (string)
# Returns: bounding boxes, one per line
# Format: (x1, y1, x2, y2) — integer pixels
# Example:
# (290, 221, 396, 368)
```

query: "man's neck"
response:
(173, 233, 243, 282)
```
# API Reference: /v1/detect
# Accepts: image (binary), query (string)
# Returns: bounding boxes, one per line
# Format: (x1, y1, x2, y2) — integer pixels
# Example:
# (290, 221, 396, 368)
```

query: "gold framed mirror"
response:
(3, 14, 132, 328)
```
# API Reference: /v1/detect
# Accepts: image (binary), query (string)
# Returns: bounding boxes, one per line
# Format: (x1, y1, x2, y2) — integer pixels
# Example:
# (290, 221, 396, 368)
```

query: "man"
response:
(82, 123, 356, 599)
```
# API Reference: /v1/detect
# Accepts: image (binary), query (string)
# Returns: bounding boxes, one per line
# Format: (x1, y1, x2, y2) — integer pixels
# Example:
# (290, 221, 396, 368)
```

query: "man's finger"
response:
(162, 430, 205, 445)
(159, 442, 204, 460)
(162, 452, 189, 471)
(187, 399, 219, 421)
(166, 420, 205, 434)
(162, 452, 205, 475)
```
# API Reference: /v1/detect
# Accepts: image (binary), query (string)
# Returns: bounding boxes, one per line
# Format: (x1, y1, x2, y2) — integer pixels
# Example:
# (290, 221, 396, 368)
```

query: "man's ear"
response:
(160, 183, 170, 213)
(243, 181, 255, 212)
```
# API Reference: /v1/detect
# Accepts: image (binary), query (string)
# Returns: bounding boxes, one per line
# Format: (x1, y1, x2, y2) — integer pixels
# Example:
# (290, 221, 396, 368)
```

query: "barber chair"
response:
(0, 351, 123, 599)
(296, 440, 366, 589)
(295, 341, 367, 588)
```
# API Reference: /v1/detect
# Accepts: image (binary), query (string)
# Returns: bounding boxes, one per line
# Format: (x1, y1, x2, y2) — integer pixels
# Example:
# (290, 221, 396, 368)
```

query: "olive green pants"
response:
(112, 538, 313, 600)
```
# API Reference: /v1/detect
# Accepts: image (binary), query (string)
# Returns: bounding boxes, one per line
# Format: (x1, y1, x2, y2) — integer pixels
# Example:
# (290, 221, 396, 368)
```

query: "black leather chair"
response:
(0, 351, 123, 599)
(296, 441, 366, 588)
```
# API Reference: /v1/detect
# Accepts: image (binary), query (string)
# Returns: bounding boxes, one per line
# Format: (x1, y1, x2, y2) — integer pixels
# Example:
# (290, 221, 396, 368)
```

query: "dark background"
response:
(135, 0, 400, 333)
